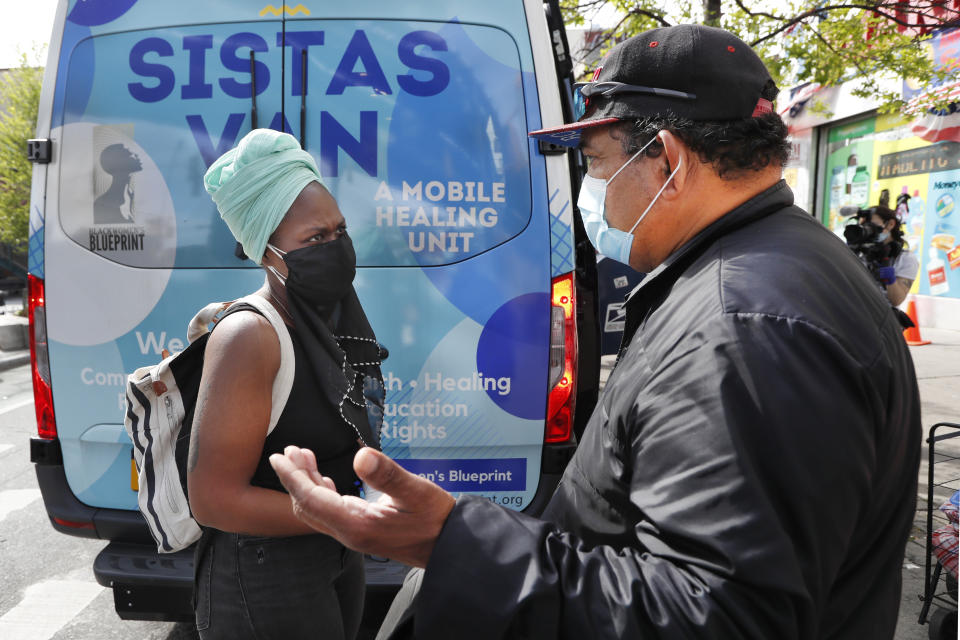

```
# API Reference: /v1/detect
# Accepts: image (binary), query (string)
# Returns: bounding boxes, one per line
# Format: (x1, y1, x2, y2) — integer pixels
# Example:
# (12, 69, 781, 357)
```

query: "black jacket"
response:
(416, 181, 921, 639)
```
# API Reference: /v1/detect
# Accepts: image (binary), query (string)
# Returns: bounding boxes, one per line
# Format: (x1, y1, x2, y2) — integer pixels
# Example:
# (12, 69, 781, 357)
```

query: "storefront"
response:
(782, 28, 960, 329)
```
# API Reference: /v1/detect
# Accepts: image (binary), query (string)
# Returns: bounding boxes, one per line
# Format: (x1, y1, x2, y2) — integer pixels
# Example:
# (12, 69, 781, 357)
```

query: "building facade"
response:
(782, 27, 960, 329)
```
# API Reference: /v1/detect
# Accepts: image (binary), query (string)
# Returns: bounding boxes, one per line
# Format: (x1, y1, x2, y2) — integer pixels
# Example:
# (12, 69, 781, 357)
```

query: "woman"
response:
(860, 204, 919, 306)
(188, 128, 384, 639)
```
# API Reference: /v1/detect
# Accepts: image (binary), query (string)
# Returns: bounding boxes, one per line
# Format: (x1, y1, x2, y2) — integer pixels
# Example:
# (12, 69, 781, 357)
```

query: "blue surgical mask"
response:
(877, 230, 890, 243)
(578, 133, 682, 265)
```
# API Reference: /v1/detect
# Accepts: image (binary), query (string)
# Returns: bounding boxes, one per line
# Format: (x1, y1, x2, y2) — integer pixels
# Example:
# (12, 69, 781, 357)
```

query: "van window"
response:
(55, 21, 531, 269)
(306, 21, 532, 267)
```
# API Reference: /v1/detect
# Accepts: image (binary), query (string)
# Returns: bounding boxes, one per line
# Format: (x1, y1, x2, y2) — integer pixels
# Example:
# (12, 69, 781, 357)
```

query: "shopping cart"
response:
(917, 422, 959, 640)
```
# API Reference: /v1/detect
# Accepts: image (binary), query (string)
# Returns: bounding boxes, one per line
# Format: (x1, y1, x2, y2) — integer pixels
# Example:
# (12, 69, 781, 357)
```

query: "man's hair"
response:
(610, 83, 790, 180)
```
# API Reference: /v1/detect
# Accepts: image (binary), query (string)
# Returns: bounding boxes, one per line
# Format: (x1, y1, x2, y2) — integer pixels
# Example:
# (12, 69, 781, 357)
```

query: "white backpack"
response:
(124, 294, 295, 553)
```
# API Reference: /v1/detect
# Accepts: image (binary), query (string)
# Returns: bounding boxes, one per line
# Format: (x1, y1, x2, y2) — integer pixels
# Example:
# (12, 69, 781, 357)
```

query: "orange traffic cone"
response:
(902, 299, 931, 346)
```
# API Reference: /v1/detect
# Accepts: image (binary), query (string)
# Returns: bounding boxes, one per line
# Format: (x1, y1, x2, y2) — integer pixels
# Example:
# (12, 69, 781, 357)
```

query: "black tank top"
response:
(250, 324, 362, 496)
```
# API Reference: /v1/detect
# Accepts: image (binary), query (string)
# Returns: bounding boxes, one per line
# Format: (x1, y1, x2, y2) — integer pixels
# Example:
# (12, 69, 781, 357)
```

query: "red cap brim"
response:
(528, 117, 621, 148)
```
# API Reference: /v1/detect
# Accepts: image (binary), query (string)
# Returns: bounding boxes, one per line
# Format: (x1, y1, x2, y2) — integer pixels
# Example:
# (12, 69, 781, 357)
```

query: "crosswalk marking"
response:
(0, 444, 13, 455)
(0, 580, 104, 640)
(0, 489, 41, 523)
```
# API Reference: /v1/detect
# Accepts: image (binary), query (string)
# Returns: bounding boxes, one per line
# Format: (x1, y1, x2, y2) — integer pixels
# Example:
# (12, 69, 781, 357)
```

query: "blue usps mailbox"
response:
(596, 257, 645, 355)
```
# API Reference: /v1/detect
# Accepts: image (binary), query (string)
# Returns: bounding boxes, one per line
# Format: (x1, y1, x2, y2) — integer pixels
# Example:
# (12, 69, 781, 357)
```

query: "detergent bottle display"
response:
(918, 168, 960, 297)
(927, 247, 949, 296)
(910, 189, 926, 230)
(829, 166, 844, 226)
(843, 153, 858, 205)
(896, 186, 910, 216)
(821, 121, 876, 234)
(851, 165, 871, 208)
(903, 188, 926, 256)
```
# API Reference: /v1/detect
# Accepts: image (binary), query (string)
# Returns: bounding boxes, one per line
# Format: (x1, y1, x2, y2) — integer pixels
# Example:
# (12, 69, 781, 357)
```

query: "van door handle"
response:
(250, 51, 258, 130)
(538, 140, 567, 155)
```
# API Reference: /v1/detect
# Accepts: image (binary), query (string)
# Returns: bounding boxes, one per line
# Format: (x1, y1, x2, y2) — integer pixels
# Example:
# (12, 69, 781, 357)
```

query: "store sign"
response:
(828, 118, 876, 143)
(878, 142, 960, 179)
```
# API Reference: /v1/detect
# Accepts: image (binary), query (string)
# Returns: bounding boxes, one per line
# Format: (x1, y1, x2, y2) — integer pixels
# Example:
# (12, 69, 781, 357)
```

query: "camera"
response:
(843, 219, 894, 266)
(841, 206, 899, 280)
(840, 206, 915, 329)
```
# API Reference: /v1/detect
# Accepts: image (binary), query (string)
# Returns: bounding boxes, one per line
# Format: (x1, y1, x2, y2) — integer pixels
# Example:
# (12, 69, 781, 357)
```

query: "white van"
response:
(28, 0, 599, 625)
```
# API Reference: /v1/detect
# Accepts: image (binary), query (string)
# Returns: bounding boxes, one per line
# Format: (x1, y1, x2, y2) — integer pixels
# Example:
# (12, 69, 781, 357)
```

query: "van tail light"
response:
(546, 273, 577, 443)
(53, 517, 95, 530)
(28, 275, 57, 440)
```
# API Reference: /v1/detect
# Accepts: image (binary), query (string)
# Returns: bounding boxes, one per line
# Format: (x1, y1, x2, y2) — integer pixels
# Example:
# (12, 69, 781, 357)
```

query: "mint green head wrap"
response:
(203, 129, 323, 264)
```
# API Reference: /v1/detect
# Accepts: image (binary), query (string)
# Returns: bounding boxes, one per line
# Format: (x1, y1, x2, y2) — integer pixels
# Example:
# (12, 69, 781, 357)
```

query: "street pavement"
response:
(0, 325, 956, 638)
(0, 361, 198, 639)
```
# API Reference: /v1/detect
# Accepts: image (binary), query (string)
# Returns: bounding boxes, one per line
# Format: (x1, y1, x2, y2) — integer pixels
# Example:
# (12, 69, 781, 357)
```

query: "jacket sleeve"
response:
(414, 314, 886, 640)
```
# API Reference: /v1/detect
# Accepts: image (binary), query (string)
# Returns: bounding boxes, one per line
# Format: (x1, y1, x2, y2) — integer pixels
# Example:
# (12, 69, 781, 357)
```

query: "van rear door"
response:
(283, 1, 577, 511)
(30, 0, 596, 623)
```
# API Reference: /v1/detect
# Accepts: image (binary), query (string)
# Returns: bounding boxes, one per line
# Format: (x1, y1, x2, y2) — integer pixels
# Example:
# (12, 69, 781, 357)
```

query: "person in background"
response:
(270, 25, 921, 640)
(878, 188, 891, 209)
(859, 204, 919, 306)
(189, 128, 384, 640)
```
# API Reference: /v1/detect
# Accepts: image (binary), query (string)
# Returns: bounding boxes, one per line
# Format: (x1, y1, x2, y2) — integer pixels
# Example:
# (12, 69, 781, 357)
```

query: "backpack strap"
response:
(232, 295, 295, 436)
(186, 301, 233, 344)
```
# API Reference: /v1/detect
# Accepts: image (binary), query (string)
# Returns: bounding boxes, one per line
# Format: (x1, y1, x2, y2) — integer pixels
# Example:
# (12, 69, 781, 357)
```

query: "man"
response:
(270, 25, 921, 639)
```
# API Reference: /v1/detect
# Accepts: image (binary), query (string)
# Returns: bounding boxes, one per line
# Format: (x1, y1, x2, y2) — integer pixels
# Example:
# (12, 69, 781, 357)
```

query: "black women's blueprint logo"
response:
(94, 143, 141, 224)
(90, 140, 146, 252)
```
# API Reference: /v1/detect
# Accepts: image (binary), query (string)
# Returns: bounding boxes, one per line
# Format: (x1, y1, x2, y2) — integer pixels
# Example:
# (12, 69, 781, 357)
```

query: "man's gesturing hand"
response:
(269, 446, 456, 568)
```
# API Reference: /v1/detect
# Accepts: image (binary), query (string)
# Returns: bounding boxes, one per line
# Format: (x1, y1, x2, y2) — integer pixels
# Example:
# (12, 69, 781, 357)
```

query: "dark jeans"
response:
(195, 529, 364, 640)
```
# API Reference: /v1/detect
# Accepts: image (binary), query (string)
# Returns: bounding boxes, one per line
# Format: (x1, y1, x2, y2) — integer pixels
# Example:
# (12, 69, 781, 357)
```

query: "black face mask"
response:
(268, 233, 356, 307)
(264, 231, 382, 451)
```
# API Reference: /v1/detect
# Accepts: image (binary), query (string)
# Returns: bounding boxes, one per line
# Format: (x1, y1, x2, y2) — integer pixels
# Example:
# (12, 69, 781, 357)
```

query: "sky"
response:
(0, 0, 61, 69)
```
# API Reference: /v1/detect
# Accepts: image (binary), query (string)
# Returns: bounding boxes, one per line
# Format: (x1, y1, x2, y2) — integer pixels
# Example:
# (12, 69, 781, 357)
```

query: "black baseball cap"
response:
(530, 25, 777, 147)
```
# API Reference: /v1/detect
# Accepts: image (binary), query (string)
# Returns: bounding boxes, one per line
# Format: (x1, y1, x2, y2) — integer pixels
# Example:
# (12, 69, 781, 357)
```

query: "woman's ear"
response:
(261, 244, 285, 275)
(260, 246, 273, 268)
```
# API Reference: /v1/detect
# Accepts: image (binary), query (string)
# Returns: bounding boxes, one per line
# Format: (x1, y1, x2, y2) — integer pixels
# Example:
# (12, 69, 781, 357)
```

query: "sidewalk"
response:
(0, 298, 30, 372)
(899, 327, 960, 640)
(0, 320, 29, 372)
(0, 347, 29, 372)
(600, 326, 960, 640)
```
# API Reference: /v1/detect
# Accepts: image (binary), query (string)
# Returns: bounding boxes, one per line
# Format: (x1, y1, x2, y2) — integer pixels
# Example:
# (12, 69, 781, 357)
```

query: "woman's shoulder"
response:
(206, 305, 282, 370)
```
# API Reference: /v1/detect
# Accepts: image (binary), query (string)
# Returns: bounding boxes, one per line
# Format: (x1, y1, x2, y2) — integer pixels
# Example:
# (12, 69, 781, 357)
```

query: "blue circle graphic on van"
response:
(68, 0, 138, 26)
(476, 293, 549, 420)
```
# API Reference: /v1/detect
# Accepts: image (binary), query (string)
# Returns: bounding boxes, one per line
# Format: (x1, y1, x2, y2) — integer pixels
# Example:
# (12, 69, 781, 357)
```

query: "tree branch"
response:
(732, 0, 779, 21)
(574, 7, 671, 63)
(630, 7, 672, 28)
(748, 2, 958, 48)
(805, 21, 872, 80)
(570, 0, 608, 9)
